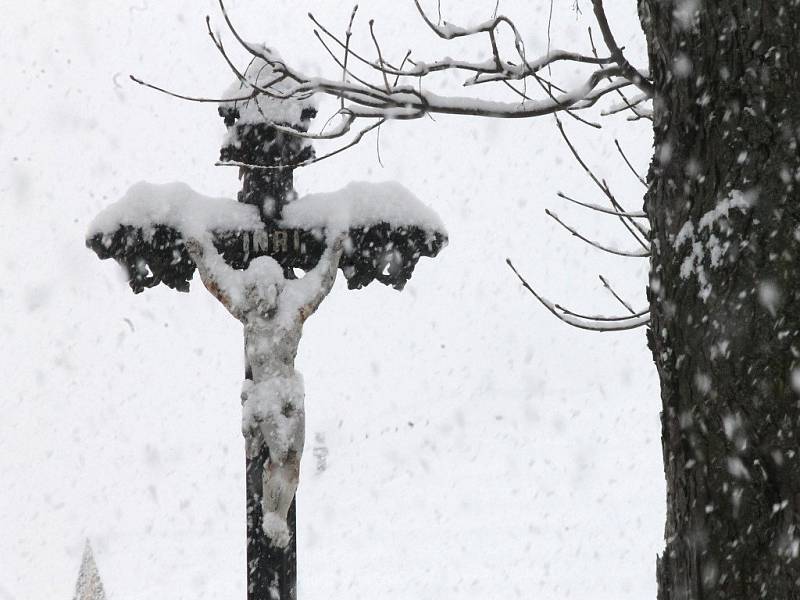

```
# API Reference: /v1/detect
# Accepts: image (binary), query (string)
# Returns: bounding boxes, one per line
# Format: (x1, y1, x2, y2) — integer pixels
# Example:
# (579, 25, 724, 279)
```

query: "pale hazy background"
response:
(1, 1, 662, 598)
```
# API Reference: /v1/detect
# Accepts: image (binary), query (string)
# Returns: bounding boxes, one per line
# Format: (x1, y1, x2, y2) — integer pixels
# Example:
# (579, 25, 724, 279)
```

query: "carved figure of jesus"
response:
(185, 235, 343, 547)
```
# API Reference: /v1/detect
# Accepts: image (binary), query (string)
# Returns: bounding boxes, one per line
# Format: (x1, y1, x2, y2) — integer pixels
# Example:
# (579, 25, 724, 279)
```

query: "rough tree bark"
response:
(640, 2, 800, 598)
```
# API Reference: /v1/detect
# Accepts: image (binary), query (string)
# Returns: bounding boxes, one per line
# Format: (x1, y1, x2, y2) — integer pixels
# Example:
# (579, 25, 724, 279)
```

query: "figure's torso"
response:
(243, 311, 302, 382)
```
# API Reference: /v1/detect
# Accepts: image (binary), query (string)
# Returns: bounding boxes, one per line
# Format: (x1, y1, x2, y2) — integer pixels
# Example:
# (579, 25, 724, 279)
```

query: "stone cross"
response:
(86, 57, 447, 600)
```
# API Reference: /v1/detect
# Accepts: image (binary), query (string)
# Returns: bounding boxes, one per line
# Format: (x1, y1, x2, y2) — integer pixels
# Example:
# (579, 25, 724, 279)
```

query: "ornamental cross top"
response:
(87, 56, 446, 292)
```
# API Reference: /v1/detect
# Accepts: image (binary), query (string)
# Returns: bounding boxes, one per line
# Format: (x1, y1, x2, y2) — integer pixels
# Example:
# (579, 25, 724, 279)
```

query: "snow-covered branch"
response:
(128, 0, 653, 166)
(506, 259, 650, 333)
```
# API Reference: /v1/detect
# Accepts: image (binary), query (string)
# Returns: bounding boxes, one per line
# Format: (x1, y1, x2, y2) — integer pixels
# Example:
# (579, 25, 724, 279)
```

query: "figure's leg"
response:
(261, 453, 299, 548)
(260, 398, 305, 548)
(244, 378, 305, 548)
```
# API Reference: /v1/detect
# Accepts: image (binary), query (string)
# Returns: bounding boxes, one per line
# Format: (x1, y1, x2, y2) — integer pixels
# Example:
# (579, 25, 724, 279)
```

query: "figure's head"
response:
(242, 256, 285, 315)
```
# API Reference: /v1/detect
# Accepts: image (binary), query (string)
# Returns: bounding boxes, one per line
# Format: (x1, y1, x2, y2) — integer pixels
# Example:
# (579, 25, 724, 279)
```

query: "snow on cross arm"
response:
(281, 180, 447, 237)
(87, 181, 263, 241)
(86, 179, 446, 292)
(87, 180, 446, 242)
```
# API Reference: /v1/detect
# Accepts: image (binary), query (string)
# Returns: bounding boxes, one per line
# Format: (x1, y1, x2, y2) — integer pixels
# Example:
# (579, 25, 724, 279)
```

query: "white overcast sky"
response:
(2, 1, 662, 599)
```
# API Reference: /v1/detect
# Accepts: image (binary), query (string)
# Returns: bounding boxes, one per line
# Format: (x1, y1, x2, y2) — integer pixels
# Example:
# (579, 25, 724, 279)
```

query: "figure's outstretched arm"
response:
(184, 237, 244, 319)
(296, 234, 346, 322)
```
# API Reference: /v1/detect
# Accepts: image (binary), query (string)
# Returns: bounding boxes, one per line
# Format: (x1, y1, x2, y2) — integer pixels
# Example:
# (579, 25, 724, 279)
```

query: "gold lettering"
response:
(272, 230, 288, 253)
(242, 232, 251, 262)
(253, 230, 270, 253)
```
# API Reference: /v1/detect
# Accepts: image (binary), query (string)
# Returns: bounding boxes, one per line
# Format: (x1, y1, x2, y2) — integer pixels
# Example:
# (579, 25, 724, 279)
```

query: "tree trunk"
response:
(639, 1, 800, 598)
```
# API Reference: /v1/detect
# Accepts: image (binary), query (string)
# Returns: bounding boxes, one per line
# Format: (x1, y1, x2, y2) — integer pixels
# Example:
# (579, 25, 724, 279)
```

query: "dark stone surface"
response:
(85, 222, 446, 294)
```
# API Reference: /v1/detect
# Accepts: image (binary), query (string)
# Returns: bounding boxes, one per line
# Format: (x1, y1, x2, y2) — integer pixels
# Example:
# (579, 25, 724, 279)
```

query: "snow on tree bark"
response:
(639, 2, 800, 597)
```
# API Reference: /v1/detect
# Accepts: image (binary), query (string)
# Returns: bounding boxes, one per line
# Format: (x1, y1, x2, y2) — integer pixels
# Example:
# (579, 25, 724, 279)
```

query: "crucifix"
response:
(86, 56, 447, 600)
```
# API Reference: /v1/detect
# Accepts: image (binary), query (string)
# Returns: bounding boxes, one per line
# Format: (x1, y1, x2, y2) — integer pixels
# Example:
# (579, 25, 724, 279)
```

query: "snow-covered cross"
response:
(86, 55, 447, 600)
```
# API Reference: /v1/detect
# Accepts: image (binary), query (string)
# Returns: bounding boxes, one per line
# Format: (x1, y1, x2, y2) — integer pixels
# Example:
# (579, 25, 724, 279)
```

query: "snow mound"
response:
(219, 48, 317, 127)
(87, 181, 262, 239)
(283, 181, 447, 235)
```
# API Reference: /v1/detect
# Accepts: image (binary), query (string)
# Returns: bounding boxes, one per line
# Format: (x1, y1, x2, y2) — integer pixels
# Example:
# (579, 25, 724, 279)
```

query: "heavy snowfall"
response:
(1, 1, 662, 599)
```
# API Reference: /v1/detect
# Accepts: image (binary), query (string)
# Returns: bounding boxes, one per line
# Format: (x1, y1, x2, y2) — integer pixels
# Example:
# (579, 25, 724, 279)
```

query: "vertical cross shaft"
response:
(219, 94, 311, 595)
(245, 347, 297, 599)
(246, 449, 297, 600)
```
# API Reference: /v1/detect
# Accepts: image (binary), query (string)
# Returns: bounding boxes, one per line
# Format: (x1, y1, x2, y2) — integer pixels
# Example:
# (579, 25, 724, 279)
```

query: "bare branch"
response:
(406, 67, 627, 118)
(206, 18, 292, 102)
(314, 7, 609, 86)
(270, 111, 357, 140)
(312, 30, 387, 94)
(614, 139, 648, 187)
(590, 0, 654, 95)
(134, 1, 654, 178)
(412, 0, 527, 62)
(393, 50, 413, 86)
(530, 73, 601, 129)
(506, 259, 650, 332)
(489, 29, 501, 68)
(545, 209, 650, 257)
(601, 177, 649, 240)
(556, 191, 647, 218)
(599, 274, 637, 314)
(587, 27, 652, 121)
(375, 121, 385, 167)
(341, 5, 359, 109)
(218, 0, 302, 82)
(554, 117, 649, 247)
(129, 74, 257, 104)
(309, 12, 403, 72)
(601, 92, 650, 116)
(216, 118, 385, 170)
(368, 20, 392, 92)
(555, 303, 649, 321)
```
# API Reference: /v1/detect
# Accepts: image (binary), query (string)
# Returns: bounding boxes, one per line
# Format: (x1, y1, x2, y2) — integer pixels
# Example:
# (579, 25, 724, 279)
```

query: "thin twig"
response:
(556, 191, 646, 218)
(369, 20, 392, 92)
(341, 5, 359, 110)
(216, 118, 385, 170)
(590, 0, 653, 95)
(129, 75, 257, 103)
(555, 303, 648, 320)
(506, 259, 650, 332)
(587, 27, 650, 121)
(309, 12, 403, 71)
(599, 274, 637, 314)
(218, 0, 302, 83)
(601, 177, 649, 240)
(554, 116, 649, 247)
(376, 122, 385, 167)
(531, 74, 601, 129)
(312, 30, 387, 93)
(614, 139, 647, 187)
(393, 50, 413, 86)
(545, 209, 649, 257)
